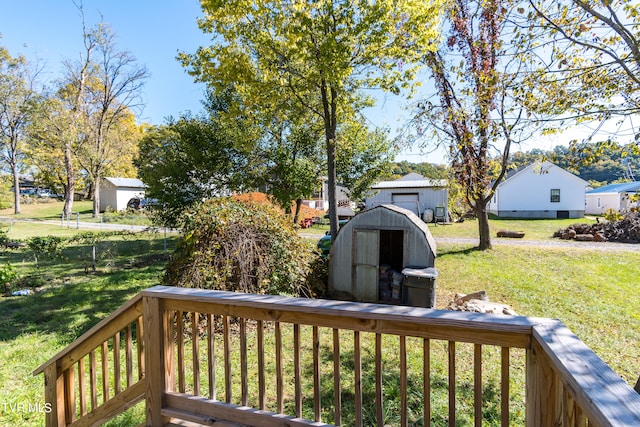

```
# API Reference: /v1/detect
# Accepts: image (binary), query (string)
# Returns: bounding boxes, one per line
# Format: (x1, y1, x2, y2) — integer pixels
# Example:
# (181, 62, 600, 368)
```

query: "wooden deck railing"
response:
(34, 285, 640, 426)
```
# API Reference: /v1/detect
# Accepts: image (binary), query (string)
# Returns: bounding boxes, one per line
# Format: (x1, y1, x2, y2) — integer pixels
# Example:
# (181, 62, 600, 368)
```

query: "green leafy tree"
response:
(72, 23, 148, 217)
(180, 0, 443, 238)
(29, 96, 82, 206)
(255, 122, 325, 224)
(390, 161, 448, 180)
(137, 109, 248, 226)
(336, 117, 395, 203)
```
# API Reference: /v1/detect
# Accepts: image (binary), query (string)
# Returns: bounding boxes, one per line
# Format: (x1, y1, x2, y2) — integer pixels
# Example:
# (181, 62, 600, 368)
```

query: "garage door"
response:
(392, 193, 419, 215)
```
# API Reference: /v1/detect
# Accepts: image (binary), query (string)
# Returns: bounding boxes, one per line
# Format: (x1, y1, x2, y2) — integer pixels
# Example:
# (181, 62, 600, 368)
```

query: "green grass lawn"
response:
(0, 200, 152, 226)
(0, 216, 638, 426)
(0, 230, 176, 427)
(303, 216, 596, 241)
(426, 217, 598, 240)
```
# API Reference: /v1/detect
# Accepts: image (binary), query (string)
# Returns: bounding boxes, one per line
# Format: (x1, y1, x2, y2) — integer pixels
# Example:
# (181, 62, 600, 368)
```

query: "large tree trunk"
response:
(475, 199, 492, 250)
(321, 82, 339, 239)
(293, 198, 303, 225)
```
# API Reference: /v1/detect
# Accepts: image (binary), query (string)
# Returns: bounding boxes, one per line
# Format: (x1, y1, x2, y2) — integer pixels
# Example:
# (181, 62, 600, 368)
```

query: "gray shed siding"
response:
(365, 187, 448, 219)
(329, 205, 436, 302)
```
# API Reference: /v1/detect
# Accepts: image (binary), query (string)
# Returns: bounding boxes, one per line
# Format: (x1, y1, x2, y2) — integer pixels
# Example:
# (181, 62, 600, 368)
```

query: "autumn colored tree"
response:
(180, 0, 442, 238)
(75, 23, 148, 217)
(0, 45, 43, 214)
(414, 0, 527, 250)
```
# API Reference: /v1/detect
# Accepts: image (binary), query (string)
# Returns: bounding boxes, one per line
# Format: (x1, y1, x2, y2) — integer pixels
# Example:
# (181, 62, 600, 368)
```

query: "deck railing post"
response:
(44, 363, 65, 427)
(527, 337, 562, 427)
(143, 295, 171, 426)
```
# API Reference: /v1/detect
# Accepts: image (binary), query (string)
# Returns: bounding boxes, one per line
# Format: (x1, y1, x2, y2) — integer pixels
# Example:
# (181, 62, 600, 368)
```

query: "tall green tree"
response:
(336, 116, 395, 203)
(0, 44, 42, 214)
(136, 108, 249, 227)
(180, 0, 443, 238)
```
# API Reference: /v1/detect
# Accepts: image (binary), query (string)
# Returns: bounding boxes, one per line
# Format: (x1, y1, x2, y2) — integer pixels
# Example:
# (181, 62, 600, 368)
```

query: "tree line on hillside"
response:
(3, 1, 640, 251)
(509, 143, 640, 186)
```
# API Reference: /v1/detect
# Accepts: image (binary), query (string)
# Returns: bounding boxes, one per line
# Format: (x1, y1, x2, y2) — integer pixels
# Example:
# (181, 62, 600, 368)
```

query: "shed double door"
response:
(353, 229, 379, 302)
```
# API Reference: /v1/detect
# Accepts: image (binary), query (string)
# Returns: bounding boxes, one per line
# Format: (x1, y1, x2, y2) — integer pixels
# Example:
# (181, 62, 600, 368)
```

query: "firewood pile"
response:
(553, 211, 640, 243)
(447, 290, 517, 315)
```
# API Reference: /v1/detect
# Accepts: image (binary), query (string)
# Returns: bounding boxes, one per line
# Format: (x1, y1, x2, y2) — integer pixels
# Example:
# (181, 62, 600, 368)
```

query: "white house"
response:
(99, 177, 146, 212)
(487, 161, 588, 219)
(364, 173, 448, 222)
(585, 182, 640, 214)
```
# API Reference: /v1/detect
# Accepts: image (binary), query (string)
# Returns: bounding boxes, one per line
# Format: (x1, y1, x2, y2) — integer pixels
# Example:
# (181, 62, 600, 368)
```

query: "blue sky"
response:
(2, 2, 633, 166)
(1, 1, 440, 162)
(0, 1, 210, 124)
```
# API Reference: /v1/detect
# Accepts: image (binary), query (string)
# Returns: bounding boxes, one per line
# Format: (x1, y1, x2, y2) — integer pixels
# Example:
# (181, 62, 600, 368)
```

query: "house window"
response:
(550, 189, 560, 203)
(597, 197, 601, 208)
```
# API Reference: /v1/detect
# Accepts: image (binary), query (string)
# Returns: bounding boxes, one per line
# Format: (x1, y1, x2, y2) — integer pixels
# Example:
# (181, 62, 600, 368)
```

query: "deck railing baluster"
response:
(177, 310, 185, 393)
(33, 287, 640, 427)
(449, 340, 456, 426)
(424, 338, 431, 425)
(375, 333, 383, 426)
(501, 347, 510, 427)
(474, 344, 482, 427)
(192, 312, 200, 396)
(207, 313, 216, 400)
(240, 317, 248, 406)
(354, 330, 362, 427)
(313, 325, 321, 422)
(223, 314, 232, 403)
(257, 319, 265, 410)
(333, 328, 342, 426)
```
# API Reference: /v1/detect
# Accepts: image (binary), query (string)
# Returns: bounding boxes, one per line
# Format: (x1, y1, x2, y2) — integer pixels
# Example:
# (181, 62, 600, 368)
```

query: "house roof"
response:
(103, 177, 147, 189)
(498, 161, 588, 187)
(372, 173, 447, 189)
(586, 182, 640, 194)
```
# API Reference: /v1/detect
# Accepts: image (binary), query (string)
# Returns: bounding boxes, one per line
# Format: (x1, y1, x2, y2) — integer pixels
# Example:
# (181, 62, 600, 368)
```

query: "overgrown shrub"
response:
(27, 236, 68, 264)
(304, 254, 329, 297)
(164, 198, 313, 295)
(0, 263, 18, 295)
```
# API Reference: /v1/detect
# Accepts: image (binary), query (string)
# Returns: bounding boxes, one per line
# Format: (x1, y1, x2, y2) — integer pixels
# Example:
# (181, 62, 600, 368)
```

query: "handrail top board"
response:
(142, 285, 549, 332)
(532, 322, 640, 426)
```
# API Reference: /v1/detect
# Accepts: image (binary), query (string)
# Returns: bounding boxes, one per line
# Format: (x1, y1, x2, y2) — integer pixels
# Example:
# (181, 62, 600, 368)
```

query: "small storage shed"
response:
(328, 204, 437, 303)
(99, 177, 146, 212)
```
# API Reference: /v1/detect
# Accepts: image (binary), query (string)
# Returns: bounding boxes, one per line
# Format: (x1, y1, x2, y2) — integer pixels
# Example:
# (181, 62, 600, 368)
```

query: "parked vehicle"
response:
(127, 197, 157, 210)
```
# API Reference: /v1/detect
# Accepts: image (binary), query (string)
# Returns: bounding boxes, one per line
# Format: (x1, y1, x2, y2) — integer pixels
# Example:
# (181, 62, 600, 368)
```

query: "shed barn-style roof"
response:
(367, 204, 437, 256)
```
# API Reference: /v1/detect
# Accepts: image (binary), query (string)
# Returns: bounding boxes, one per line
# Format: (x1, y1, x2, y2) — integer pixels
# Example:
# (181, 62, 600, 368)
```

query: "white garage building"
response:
(99, 177, 146, 212)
